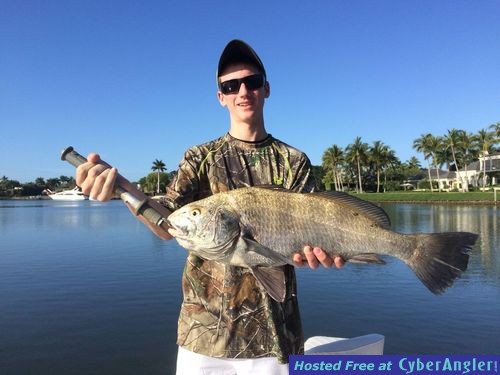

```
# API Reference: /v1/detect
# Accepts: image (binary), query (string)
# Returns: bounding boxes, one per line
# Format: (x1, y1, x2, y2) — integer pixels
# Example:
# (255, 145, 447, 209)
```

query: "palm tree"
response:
(489, 122, 500, 139)
(0, 176, 9, 192)
(35, 177, 46, 186)
(406, 156, 421, 170)
(46, 177, 61, 190)
(475, 129, 495, 190)
(321, 145, 344, 191)
(346, 137, 368, 193)
(369, 140, 387, 193)
(413, 134, 435, 192)
(427, 135, 444, 191)
(151, 159, 167, 194)
(381, 147, 398, 192)
(456, 131, 475, 191)
(59, 175, 75, 188)
(444, 129, 462, 190)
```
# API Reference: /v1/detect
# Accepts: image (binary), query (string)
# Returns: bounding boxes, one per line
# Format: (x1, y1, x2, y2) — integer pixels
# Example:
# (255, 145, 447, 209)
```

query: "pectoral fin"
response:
(252, 267, 286, 302)
(240, 235, 295, 266)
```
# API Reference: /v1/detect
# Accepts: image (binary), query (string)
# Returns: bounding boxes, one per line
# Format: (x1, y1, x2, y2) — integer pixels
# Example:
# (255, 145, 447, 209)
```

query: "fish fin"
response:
(348, 253, 386, 264)
(241, 235, 295, 266)
(313, 191, 391, 229)
(252, 267, 286, 302)
(406, 232, 477, 294)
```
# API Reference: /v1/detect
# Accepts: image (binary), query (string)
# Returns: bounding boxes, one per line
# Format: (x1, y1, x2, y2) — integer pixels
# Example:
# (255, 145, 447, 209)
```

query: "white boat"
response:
(305, 334, 385, 355)
(44, 187, 88, 201)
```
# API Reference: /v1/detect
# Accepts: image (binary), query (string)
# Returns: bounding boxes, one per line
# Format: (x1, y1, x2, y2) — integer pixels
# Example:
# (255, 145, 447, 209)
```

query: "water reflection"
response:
(1, 200, 499, 371)
(0, 200, 121, 231)
(381, 203, 499, 281)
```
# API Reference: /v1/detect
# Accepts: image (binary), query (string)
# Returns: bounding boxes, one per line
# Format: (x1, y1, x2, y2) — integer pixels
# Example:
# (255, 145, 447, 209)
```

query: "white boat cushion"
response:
(304, 334, 385, 355)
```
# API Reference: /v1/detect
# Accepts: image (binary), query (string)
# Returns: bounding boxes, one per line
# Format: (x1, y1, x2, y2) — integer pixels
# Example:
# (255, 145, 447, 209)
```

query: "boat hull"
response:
(45, 187, 88, 201)
(48, 194, 87, 201)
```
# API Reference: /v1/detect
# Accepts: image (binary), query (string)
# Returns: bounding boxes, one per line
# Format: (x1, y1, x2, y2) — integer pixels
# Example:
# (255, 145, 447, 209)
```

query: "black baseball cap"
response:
(217, 39, 267, 80)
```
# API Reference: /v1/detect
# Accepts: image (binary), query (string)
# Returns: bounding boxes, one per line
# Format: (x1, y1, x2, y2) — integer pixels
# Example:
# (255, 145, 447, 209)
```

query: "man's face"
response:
(217, 63, 270, 124)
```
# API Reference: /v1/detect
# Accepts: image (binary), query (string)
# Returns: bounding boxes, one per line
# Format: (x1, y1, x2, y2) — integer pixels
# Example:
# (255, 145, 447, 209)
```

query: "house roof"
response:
(408, 169, 455, 181)
(407, 153, 500, 182)
(463, 155, 500, 172)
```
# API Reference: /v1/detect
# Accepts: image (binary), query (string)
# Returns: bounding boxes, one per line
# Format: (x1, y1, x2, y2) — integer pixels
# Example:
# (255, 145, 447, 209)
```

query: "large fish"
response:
(167, 187, 478, 302)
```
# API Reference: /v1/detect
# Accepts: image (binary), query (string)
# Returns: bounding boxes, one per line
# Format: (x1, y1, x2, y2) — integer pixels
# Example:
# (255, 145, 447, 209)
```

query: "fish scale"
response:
(238, 189, 389, 258)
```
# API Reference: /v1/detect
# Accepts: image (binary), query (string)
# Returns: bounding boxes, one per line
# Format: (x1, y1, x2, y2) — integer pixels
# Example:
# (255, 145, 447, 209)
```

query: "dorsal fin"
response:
(312, 191, 391, 229)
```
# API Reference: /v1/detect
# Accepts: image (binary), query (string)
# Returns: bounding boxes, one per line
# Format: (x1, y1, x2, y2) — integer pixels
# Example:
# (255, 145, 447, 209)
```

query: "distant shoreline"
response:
(2, 191, 498, 205)
(366, 199, 497, 206)
(354, 191, 499, 206)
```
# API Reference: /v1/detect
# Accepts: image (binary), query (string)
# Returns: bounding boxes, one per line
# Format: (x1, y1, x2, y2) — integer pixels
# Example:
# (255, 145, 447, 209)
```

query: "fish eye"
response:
(191, 208, 201, 217)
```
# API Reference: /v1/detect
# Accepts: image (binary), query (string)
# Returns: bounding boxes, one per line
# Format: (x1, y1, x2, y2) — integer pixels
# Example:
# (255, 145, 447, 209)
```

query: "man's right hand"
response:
(75, 152, 174, 241)
(76, 153, 118, 201)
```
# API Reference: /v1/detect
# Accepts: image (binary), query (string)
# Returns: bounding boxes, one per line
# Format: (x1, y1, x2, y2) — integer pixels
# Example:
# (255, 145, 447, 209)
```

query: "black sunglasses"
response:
(219, 74, 266, 95)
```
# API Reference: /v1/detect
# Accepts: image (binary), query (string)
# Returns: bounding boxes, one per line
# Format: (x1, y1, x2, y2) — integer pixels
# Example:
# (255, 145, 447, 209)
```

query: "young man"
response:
(77, 39, 343, 375)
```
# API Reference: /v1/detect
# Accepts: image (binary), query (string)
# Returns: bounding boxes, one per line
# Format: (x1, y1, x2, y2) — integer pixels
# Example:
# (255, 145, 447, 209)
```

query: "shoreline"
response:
(2, 197, 498, 206)
(366, 199, 498, 206)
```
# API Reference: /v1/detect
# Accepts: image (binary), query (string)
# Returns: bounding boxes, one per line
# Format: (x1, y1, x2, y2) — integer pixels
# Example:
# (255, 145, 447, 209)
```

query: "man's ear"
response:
(264, 81, 270, 98)
(217, 91, 227, 107)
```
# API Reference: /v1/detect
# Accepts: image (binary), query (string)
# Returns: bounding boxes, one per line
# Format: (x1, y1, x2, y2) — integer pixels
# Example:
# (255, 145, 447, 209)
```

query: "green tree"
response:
(0, 176, 9, 191)
(456, 131, 475, 191)
(369, 140, 389, 193)
(406, 156, 421, 170)
(22, 183, 43, 196)
(142, 172, 170, 194)
(346, 137, 368, 193)
(35, 177, 46, 187)
(0, 177, 21, 197)
(427, 134, 444, 191)
(59, 175, 76, 188)
(489, 122, 500, 139)
(413, 134, 435, 192)
(443, 129, 462, 191)
(46, 178, 61, 190)
(381, 147, 398, 192)
(311, 165, 326, 190)
(475, 128, 495, 189)
(151, 159, 167, 194)
(321, 145, 344, 191)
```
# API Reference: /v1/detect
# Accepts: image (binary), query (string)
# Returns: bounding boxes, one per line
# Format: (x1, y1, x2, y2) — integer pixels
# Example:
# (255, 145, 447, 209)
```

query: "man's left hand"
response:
(293, 246, 345, 269)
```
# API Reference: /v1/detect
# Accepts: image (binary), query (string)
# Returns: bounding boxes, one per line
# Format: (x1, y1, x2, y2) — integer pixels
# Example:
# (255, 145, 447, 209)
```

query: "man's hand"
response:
(76, 153, 173, 240)
(293, 246, 345, 269)
(76, 153, 117, 201)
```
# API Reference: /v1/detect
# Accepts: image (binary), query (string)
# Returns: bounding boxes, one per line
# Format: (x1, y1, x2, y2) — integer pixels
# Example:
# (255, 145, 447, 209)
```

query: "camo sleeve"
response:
(159, 147, 205, 211)
(286, 153, 316, 193)
(271, 139, 316, 193)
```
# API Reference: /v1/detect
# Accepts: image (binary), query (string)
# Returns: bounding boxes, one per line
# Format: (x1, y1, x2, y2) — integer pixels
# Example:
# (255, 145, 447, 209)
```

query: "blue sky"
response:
(1, 0, 499, 183)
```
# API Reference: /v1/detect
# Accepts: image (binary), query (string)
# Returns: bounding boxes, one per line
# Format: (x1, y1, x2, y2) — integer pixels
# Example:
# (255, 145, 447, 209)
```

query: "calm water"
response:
(1, 200, 499, 374)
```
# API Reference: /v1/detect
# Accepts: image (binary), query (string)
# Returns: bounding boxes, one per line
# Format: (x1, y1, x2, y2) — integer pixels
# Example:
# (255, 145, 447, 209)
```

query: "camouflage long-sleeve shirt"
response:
(160, 132, 316, 363)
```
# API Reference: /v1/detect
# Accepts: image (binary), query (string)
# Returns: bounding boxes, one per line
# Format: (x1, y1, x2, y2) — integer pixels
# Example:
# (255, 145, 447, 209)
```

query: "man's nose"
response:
(238, 82, 249, 95)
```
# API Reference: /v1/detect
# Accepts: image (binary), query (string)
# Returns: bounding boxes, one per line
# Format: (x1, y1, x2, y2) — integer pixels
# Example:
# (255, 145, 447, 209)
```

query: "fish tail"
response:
(405, 232, 478, 294)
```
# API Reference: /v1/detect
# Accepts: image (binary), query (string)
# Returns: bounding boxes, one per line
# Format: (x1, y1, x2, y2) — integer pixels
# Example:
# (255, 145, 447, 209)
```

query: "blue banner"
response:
(289, 355, 500, 375)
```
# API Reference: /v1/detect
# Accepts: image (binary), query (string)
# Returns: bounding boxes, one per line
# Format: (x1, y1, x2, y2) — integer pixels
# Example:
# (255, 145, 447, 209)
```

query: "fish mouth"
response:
(166, 219, 188, 238)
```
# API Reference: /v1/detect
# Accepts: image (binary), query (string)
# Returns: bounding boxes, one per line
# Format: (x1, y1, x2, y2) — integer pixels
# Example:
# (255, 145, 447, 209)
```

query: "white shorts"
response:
(175, 346, 289, 375)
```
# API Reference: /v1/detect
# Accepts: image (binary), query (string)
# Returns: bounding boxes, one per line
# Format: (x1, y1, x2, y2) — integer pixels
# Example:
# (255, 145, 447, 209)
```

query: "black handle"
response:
(61, 146, 88, 168)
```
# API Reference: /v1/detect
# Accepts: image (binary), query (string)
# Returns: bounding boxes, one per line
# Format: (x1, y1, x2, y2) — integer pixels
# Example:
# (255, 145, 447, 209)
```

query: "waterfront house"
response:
(406, 153, 499, 191)
(456, 152, 500, 189)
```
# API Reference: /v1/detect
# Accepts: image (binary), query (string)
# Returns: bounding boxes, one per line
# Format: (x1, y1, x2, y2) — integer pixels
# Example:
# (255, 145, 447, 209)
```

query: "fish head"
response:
(167, 200, 241, 260)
